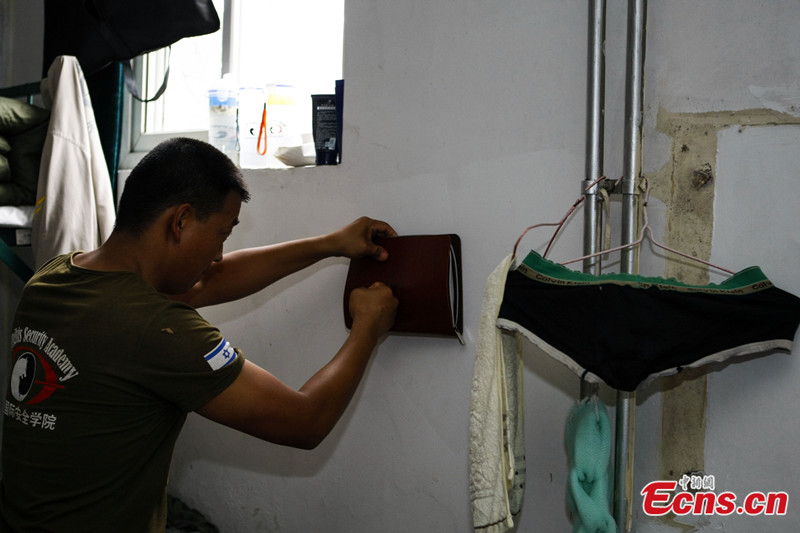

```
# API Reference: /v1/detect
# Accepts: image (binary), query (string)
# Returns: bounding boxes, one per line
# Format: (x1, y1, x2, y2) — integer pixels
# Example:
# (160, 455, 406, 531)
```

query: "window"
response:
(121, 0, 345, 169)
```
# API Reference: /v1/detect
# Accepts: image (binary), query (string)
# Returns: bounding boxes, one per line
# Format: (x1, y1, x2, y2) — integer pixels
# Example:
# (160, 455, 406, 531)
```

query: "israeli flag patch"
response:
(204, 338, 237, 370)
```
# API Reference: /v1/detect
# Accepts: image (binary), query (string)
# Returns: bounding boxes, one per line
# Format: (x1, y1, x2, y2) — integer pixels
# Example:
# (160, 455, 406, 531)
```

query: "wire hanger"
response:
(511, 187, 589, 260)
(513, 176, 736, 276)
(512, 175, 606, 260)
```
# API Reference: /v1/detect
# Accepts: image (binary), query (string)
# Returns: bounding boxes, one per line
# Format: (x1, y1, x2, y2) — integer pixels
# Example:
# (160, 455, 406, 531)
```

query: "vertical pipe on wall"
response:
(615, 0, 646, 531)
(583, 0, 605, 275)
(621, 0, 645, 252)
(580, 0, 606, 400)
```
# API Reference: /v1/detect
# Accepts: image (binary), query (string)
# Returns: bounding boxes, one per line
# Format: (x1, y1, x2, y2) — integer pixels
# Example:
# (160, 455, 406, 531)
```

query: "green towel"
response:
(565, 398, 616, 533)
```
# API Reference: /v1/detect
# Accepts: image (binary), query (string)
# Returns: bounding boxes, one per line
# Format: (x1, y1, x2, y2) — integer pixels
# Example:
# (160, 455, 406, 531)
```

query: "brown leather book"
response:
(343, 234, 464, 343)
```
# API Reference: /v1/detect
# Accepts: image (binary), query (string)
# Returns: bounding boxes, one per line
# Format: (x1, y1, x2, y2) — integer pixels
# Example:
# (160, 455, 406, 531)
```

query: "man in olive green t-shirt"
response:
(0, 137, 398, 532)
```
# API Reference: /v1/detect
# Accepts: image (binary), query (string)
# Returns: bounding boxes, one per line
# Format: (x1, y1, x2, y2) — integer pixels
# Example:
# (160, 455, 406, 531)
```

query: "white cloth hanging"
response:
(32, 56, 115, 269)
(469, 254, 526, 532)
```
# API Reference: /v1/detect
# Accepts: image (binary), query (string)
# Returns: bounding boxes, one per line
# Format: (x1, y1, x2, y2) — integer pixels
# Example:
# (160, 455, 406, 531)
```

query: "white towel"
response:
(469, 254, 526, 531)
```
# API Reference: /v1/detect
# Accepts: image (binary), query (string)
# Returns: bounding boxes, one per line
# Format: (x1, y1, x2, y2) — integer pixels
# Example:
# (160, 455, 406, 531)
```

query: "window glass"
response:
(235, 0, 344, 95)
(141, 0, 225, 134)
(139, 0, 344, 138)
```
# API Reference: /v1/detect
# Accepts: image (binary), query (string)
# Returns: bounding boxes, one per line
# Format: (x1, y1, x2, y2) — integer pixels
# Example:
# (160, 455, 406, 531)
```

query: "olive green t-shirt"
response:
(0, 253, 244, 533)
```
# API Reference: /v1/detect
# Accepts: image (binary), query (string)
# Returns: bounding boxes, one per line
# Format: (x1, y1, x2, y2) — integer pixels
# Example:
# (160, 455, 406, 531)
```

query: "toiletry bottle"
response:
(312, 94, 338, 165)
(208, 74, 239, 164)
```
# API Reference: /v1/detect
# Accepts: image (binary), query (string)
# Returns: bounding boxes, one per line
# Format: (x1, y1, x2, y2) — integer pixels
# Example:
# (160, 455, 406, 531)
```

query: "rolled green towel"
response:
(566, 397, 616, 533)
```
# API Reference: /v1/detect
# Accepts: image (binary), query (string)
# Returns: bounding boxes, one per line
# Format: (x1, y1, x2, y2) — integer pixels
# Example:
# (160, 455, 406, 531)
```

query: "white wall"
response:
(633, 2, 800, 532)
(0, 0, 43, 87)
(172, 2, 589, 531)
(3, 1, 800, 532)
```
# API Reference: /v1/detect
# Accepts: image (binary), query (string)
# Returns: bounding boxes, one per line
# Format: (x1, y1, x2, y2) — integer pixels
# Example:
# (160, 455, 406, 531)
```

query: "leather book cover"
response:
(343, 234, 463, 342)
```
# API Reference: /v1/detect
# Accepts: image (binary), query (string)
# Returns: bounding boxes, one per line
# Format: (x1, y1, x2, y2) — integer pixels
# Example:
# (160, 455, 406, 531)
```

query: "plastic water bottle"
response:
(208, 74, 239, 164)
(265, 84, 301, 154)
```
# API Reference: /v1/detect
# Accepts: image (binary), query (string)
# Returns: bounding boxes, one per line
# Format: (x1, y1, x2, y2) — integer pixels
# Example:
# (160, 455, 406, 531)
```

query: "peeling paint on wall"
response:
(646, 107, 800, 529)
(651, 107, 800, 286)
(749, 85, 800, 117)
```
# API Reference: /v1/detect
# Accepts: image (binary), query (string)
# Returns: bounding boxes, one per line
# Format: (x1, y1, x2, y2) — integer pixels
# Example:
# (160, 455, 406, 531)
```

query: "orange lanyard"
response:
(257, 103, 267, 155)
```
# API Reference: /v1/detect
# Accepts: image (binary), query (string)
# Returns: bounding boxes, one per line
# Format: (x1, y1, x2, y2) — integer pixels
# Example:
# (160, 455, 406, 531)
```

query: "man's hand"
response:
(328, 217, 397, 261)
(348, 282, 398, 339)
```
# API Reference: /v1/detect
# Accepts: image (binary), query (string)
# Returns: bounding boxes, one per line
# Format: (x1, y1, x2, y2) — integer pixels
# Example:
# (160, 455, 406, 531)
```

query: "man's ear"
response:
(170, 204, 194, 240)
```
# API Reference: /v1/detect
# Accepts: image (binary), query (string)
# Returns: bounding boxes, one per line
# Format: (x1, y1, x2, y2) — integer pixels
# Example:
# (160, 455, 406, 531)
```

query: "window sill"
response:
(116, 161, 340, 205)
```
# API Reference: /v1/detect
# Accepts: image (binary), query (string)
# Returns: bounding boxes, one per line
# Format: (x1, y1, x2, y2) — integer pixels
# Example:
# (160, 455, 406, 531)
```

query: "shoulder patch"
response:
(204, 338, 237, 370)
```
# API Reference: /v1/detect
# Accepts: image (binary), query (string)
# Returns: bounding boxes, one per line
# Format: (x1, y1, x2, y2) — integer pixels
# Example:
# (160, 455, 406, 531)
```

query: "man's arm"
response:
(195, 282, 398, 449)
(173, 217, 396, 308)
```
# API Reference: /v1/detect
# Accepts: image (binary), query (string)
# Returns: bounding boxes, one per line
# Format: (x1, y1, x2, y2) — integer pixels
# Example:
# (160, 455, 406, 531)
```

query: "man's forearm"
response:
(294, 323, 381, 447)
(173, 217, 395, 308)
(179, 235, 336, 308)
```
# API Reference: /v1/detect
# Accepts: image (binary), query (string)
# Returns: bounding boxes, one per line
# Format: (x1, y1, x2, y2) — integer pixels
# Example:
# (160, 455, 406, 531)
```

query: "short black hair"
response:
(115, 137, 250, 235)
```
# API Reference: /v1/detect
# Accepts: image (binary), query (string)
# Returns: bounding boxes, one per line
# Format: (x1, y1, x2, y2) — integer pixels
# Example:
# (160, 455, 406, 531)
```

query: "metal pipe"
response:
(583, 0, 606, 276)
(621, 0, 646, 270)
(580, 0, 606, 401)
(615, 0, 647, 532)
